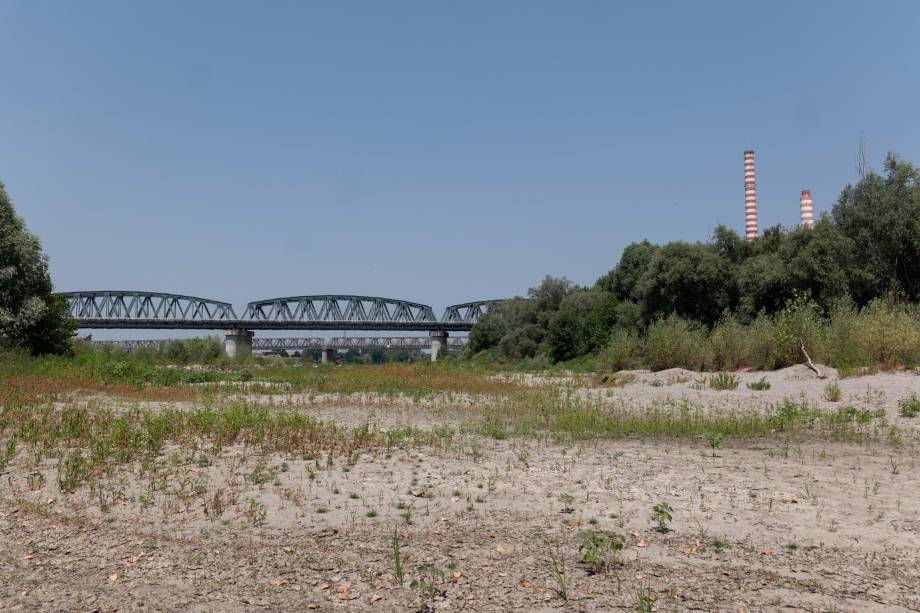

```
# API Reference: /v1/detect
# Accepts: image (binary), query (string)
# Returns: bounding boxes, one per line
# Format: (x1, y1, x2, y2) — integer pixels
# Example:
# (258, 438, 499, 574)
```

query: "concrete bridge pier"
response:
(320, 347, 335, 364)
(224, 329, 253, 358)
(429, 330, 448, 362)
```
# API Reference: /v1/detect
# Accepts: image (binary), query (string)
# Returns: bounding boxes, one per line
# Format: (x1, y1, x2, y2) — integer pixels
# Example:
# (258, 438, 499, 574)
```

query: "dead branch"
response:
(799, 338, 825, 379)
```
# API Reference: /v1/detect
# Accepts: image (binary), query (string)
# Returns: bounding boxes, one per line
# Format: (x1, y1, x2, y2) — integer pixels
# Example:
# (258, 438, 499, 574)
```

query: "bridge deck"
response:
(74, 319, 473, 332)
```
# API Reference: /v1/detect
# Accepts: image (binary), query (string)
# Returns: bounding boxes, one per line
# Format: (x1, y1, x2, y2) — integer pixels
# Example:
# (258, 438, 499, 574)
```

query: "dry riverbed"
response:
(2, 369, 920, 612)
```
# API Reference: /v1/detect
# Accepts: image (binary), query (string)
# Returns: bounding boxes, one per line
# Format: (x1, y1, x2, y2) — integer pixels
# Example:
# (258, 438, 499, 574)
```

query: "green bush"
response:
(645, 315, 711, 371)
(823, 300, 870, 371)
(853, 300, 920, 368)
(899, 395, 920, 418)
(597, 329, 644, 372)
(710, 314, 747, 371)
(772, 293, 825, 368)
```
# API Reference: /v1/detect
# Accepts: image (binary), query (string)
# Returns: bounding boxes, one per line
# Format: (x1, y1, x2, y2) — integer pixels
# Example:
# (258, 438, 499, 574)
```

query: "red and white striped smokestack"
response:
(744, 150, 758, 240)
(799, 189, 814, 229)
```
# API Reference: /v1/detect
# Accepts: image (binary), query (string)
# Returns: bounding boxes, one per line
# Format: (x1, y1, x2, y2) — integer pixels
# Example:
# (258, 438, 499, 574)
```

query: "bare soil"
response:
(2, 370, 920, 612)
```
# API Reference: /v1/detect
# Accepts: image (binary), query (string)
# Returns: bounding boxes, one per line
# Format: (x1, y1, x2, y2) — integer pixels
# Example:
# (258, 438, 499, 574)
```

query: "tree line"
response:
(467, 154, 920, 368)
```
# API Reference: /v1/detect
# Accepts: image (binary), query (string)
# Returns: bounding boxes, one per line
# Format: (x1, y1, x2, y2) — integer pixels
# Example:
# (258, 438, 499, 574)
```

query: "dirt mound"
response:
(649, 367, 699, 381)
(776, 363, 837, 380)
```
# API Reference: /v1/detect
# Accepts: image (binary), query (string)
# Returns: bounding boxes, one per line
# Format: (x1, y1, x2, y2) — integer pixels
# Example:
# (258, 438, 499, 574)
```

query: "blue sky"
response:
(2, 1, 919, 328)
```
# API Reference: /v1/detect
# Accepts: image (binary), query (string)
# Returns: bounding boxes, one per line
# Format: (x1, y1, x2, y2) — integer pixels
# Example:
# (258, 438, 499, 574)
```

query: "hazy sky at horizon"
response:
(2, 1, 919, 335)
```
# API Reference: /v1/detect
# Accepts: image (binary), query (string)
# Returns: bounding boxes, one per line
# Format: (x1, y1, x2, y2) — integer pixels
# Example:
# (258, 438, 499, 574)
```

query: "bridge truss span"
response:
(63, 291, 238, 326)
(441, 299, 507, 324)
(243, 295, 437, 325)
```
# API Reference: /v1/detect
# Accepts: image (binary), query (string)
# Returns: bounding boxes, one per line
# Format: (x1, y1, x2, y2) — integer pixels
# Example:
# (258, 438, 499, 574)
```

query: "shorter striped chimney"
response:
(799, 189, 814, 229)
(744, 150, 758, 240)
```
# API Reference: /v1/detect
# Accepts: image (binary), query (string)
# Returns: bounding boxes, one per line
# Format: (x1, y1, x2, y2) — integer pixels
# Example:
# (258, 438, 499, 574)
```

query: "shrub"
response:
(823, 382, 842, 402)
(708, 373, 739, 390)
(743, 314, 777, 370)
(823, 300, 870, 371)
(772, 293, 825, 368)
(710, 314, 747, 371)
(899, 395, 920, 418)
(746, 376, 770, 391)
(646, 315, 711, 371)
(853, 300, 920, 368)
(597, 329, 644, 372)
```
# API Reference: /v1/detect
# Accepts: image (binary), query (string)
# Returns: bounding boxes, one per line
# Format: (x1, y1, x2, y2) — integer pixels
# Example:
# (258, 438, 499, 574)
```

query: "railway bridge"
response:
(62, 292, 503, 360)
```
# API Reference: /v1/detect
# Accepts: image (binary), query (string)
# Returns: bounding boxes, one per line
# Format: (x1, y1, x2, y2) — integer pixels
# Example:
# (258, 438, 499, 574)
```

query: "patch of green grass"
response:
(899, 395, 920, 418)
(746, 377, 770, 391)
(824, 382, 842, 402)
(708, 373, 740, 391)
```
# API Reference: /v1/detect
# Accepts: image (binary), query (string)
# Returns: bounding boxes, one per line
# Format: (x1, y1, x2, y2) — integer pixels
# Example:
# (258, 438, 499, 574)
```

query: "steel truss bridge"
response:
(62, 292, 502, 331)
(92, 336, 468, 352)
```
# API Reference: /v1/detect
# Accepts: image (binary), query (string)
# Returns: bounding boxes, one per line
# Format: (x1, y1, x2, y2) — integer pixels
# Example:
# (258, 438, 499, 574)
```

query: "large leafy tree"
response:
(833, 154, 920, 301)
(596, 240, 659, 301)
(637, 241, 734, 326)
(0, 182, 74, 354)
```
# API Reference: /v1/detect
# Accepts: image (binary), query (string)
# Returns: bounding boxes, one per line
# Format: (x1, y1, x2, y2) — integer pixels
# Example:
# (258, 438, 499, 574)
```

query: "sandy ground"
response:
(2, 369, 920, 612)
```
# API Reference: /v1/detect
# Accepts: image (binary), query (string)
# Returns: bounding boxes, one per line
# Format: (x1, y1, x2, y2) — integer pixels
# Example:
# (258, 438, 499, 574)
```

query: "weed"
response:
(710, 537, 726, 553)
(391, 526, 406, 584)
(547, 544, 570, 601)
(244, 498, 267, 526)
(410, 564, 446, 612)
(204, 488, 228, 520)
(56, 450, 87, 493)
(577, 529, 625, 573)
(824, 382, 842, 402)
(704, 431, 723, 457)
(559, 493, 575, 513)
(746, 376, 771, 391)
(0, 435, 17, 472)
(650, 501, 673, 532)
(889, 457, 900, 475)
(634, 580, 655, 613)
(708, 373, 740, 391)
(898, 395, 920, 417)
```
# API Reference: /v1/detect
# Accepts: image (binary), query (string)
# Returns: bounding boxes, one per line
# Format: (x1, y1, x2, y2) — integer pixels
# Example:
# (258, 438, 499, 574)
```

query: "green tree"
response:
(783, 216, 858, 309)
(735, 252, 792, 319)
(547, 309, 581, 362)
(597, 240, 659, 301)
(467, 312, 506, 353)
(637, 242, 734, 326)
(833, 154, 920, 302)
(0, 182, 74, 354)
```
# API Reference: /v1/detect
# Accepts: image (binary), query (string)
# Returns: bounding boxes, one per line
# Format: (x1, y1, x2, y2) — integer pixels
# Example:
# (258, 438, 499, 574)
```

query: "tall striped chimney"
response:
(744, 150, 758, 240)
(799, 189, 814, 229)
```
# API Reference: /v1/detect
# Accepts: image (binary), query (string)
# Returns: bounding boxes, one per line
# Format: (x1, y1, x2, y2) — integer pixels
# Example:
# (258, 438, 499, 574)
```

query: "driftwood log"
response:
(799, 338, 825, 379)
